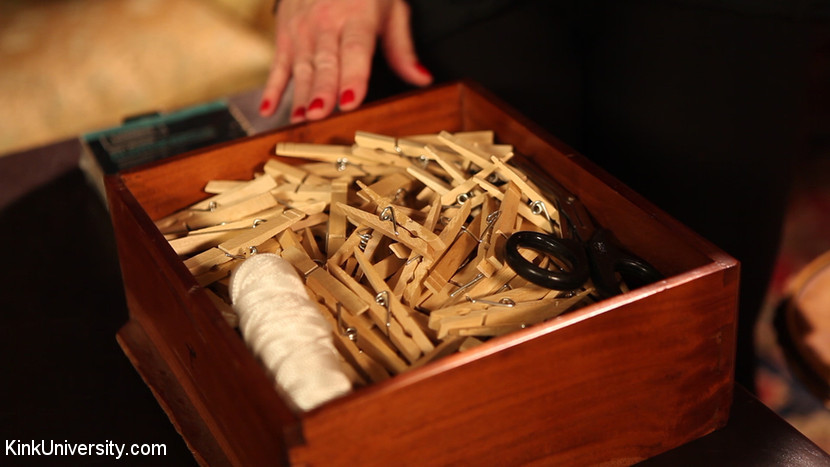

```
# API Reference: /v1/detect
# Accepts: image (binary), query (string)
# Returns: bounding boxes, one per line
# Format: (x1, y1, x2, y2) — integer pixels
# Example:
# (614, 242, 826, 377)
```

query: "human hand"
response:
(259, 0, 433, 123)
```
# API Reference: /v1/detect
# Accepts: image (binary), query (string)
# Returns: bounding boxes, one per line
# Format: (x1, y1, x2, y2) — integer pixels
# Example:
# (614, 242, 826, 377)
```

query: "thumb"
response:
(381, 0, 432, 87)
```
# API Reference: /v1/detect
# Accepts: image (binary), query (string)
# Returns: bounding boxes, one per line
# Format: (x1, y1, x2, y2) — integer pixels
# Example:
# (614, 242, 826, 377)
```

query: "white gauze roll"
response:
(229, 253, 352, 412)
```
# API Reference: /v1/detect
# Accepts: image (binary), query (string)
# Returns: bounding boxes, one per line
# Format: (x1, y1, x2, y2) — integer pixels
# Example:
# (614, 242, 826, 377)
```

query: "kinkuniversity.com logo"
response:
(6, 439, 166, 460)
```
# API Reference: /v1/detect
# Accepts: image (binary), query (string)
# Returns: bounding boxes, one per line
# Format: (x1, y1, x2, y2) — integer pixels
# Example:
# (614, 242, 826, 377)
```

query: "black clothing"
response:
(370, 0, 817, 392)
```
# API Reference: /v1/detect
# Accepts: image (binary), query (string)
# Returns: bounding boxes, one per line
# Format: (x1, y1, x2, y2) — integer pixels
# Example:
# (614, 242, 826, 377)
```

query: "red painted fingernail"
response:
(415, 62, 432, 78)
(259, 99, 271, 113)
(292, 107, 306, 119)
(308, 98, 324, 111)
(339, 89, 355, 106)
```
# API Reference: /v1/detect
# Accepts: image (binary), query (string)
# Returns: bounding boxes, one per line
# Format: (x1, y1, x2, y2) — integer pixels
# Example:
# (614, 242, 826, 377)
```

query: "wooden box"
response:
(106, 82, 738, 466)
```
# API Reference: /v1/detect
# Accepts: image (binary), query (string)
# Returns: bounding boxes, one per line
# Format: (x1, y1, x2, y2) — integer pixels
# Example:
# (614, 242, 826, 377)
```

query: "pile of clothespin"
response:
(158, 130, 596, 384)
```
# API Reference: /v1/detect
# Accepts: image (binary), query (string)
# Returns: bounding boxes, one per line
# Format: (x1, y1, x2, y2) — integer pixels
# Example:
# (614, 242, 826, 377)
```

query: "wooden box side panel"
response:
(106, 178, 301, 466)
(121, 83, 465, 221)
(295, 266, 738, 466)
(116, 319, 229, 467)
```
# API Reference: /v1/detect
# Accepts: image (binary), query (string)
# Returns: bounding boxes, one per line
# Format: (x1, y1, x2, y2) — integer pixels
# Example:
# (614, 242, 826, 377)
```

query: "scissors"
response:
(504, 182, 662, 299)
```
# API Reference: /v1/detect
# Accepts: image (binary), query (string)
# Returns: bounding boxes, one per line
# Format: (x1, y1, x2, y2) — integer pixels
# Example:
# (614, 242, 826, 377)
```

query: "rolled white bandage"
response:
(229, 253, 352, 411)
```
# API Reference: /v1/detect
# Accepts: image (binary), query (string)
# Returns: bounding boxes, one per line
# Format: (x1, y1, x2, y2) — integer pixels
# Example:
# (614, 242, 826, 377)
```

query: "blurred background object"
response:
(754, 19, 830, 453)
(0, 0, 275, 157)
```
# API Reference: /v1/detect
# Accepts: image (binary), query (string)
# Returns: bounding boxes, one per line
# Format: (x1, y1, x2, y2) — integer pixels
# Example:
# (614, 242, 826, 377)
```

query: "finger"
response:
(381, 0, 432, 87)
(337, 19, 376, 111)
(260, 33, 294, 117)
(305, 29, 341, 120)
(290, 31, 316, 123)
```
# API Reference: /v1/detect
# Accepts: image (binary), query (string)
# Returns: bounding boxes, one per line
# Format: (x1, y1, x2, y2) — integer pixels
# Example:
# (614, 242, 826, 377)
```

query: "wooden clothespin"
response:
(438, 130, 495, 171)
(372, 254, 406, 281)
(326, 300, 410, 375)
(426, 144, 467, 186)
(156, 175, 279, 234)
(326, 261, 423, 363)
(474, 142, 514, 160)
(194, 259, 239, 287)
(429, 288, 590, 338)
(490, 156, 560, 234)
(168, 206, 284, 256)
(186, 192, 279, 230)
(326, 177, 350, 257)
(287, 211, 329, 233)
(281, 245, 368, 316)
(393, 138, 430, 159)
(478, 181, 522, 273)
(271, 183, 332, 203)
(310, 299, 390, 384)
(188, 174, 277, 212)
(438, 161, 498, 207)
(354, 130, 398, 153)
(355, 172, 415, 204)
(297, 161, 377, 179)
(472, 289, 591, 332)
(336, 202, 436, 260)
(403, 130, 495, 146)
(203, 179, 246, 194)
(264, 158, 311, 184)
(470, 196, 502, 278)
(184, 209, 305, 275)
(350, 146, 413, 169)
(276, 142, 354, 163)
(423, 209, 483, 295)
(406, 165, 452, 198)
(354, 131, 442, 168)
(353, 247, 435, 355)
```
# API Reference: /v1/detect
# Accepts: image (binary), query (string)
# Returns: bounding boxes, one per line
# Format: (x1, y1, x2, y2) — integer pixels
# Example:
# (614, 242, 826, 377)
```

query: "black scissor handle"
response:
(587, 228, 663, 298)
(504, 231, 590, 291)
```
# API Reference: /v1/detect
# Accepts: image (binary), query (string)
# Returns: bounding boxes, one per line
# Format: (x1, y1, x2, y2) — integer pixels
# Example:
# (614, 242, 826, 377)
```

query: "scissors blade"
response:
(559, 195, 595, 243)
